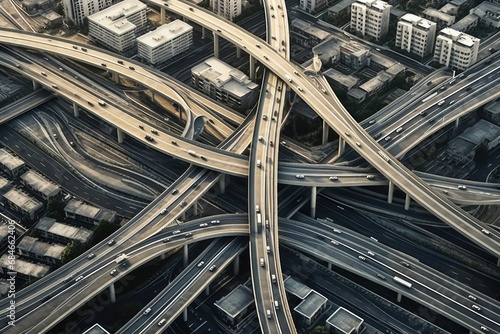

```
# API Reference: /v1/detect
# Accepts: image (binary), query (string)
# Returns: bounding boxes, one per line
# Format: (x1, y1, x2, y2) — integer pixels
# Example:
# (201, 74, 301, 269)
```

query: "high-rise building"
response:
(88, 0, 147, 55)
(191, 57, 259, 111)
(211, 0, 241, 21)
(62, 0, 112, 26)
(433, 28, 480, 70)
(137, 20, 193, 66)
(350, 0, 391, 41)
(396, 14, 437, 57)
(300, 0, 328, 14)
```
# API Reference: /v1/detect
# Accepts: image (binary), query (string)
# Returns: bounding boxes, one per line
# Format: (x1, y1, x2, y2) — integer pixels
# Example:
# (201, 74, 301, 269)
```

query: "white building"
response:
(396, 14, 437, 57)
(88, 0, 148, 54)
(434, 28, 480, 70)
(300, 0, 328, 14)
(137, 20, 193, 66)
(191, 57, 259, 111)
(62, 0, 112, 26)
(211, 0, 242, 21)
(350, 0, 391, 41)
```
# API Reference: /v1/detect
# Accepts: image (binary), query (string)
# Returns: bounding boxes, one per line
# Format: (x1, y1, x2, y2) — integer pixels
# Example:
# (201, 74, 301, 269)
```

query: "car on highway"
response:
(260, 258, 265, 267)
(419, 111, 427, 116)
(151, 129, 158, 135)
(384, 136, 391, 141)
(271, 274, 276, 283)
(110, 269, 117, 276)
(366, 175, 375, 180)
(295, 174, 305, 179)
(329, 176, 338, 181)
(197, 261, 205, 268)
(472, 304, 481, 311)
(209, 265, 217, 272)
(172, 230, 181, 235)
(143, 308, 151, 315)
(468, 295, 477, 301)
(75, 275, 84, 282)
(108, 239, 115, 246)
(160, 208, 167, 215)
(87, 253, 95, 259)
(355, 142, 361, 147)
(457, 185, 467, 190)
(482, 229, 491, 235)
(437, 100, 446, 106)
(211, 220, 220, 224)
(199, 223, 208, 227)
(481, 326, 489, 332)
(163, 238, 170, 242)
(369, 119, 376, 124)
(158, 319, 166, 326)
(171, 189, 178, 195)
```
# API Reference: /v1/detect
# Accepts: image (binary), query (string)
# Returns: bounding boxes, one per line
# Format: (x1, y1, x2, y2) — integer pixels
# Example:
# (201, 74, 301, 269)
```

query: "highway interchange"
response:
(0, 0, 500, 333)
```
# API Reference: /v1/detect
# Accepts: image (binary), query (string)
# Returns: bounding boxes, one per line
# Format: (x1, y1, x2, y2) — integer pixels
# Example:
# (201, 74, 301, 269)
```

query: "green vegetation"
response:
(92, 220, 120, 244)
(46, 199, 66, 221)
(311, 326, 329, 334)
(61, 240, 85, 264)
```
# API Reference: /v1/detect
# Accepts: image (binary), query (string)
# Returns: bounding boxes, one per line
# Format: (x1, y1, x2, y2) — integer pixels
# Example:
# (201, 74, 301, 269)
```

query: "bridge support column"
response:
(117, 128, 124, 143)
(73, 103, 80, 117)
(219, 174, 226, 194)
(159, 253, 166, 260)
(404, 194, 411, 210)
(183, 308, 188, 322)
(33, 80, 40, 90)
(192, 200, 198, 216)
(397, 293, 402, 303)
(236, 46, 241, 59)
(181, 211, 186, 221)
(205, 285, 210, 296)
(338, 137, 345, 156)
(327, 262, 332, 270)
(109, 283, 116, 303)
(202, 26, 206, 39)
(213, 33, 219, 58)
(179, 107, 183, 122)
(455, 117, 459, 129)
(322, 120, 329, 145)
(183, 16, 188, 22)
(183, 244, 188, 268)
(233, 255, 240, 275)
(310, 186, 317, 218)
(497, 257, 500, 267)
(160, 7, 166, 24)
(111, 72, 119, 84)
(388, 181, 394, 204)
(249, 55, 256, 81)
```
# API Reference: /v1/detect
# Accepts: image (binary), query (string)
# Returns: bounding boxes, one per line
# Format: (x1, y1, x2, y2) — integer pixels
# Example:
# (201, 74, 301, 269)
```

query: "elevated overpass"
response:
(0, 89, 54, 124)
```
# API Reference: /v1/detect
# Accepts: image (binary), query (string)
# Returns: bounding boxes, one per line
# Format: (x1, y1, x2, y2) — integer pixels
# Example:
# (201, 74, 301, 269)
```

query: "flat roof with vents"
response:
(88, 0, 145, 35)
(137, 20, 193, 48)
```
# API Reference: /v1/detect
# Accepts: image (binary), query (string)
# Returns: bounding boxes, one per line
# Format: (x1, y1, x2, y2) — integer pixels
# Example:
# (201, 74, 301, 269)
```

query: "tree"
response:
(92, 220, 120, 244)
(61, 240, 85, 264)
(46, 199, 66, 221)
(311, 326, 328, 334)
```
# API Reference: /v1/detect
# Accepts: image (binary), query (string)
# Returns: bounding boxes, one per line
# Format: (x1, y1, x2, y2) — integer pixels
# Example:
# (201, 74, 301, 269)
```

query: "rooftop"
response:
(0, 149, 25, 171)
(390, 7, 406, 18)
(440, 3, 459, 14)
(328, 0, 356, 13)
(64, 199, 116, 223)
(0, 254, 50, 278)
(471, 1, 500, 20)
(400, 13, 436, 30)
(327, 307, 364, 333)
(359, 71, 393, 93)
(88, 0, 146, 34)
(17, 236, 65, 260)
(354, 0, 391, 11)
(324, 69, 359, 89)
(370, 53, 396, 69)
(21, 170, 60, 198)
(458, 119, 500, 146)
(0, 279, 10, 296)
(137, 20, 193, 48)
(450, 14, 479, 31)
(3, 188, 43, 213)
(0, 223, 9, 241)
(292, 19, 331, 40)
(294, 290, 328, 319)
(438, 27, 479, 47)
(0, 176, 10, 191)
(214, 284, 254, 318)
(423, 8, 456, 23)
(484, 99, 500, 115)
(36, 217, 93, 243)
(347, 88, 367, 100)
(284, 276, 312, 299)
(192, 57, 258, 98)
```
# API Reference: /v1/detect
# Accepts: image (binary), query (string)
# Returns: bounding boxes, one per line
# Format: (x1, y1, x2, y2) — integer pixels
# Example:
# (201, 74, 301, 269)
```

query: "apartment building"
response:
(64, 199, 116, 226)
(137, 20, 193, 66)
(191, 57, 259, 111)
(470, 1, 500, 28)
(350, 0, 391, 41)
(434, 28, 480, 70)
(211, 0, 242, 21)
(62, 0, 112, 26)
(396, 14, 437, 57)
(422, 8, 455, 29)
(20, 170, 61, 201)
(35, 217, 93, 245)
(300, 0, 328, 14)
(2, 188, 43, 220)
(0, 149, 25, 179)
(88, 0, 148, 55)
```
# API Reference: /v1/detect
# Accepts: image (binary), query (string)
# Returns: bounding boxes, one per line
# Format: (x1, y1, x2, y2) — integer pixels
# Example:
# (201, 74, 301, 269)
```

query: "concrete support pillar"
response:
(160, 7, 166, 24)
(213, 33, 219, 59)
(183, 308, 188, 322)
(455, 117, 459, 128)
(192, 200, 198, 216)
(233, 255, 240, 276)
(310, 186, 317, 218)
(159, 253, 166, 260)
(183, 16, 188, 22)
(205, 285, 210, 296)
(33, 80, 40, 90)
(183, 244, 188, 268)
(338, 137, 346, 156)
(179, 108, 183, 122)
(236, 46, 241, 59)
(109, 283, 116, 303)
(202, 26, 206, 39)
(322, 120, 329, 145)
(111, 72, 119, 84)
(327, 262, 332, 270)
(249, 55, 256, 81)
(73, 102, 80, 117)
(150, 91, 155, 102)
(397, 293, 402, 303)
(117, 128, 124, 144)
(497, 257, 500, 267)
(181, 212, 186, 221)
(219, 174, 226, 194)
(388, 181, 394, 204)
(404, 193, 411, 211)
